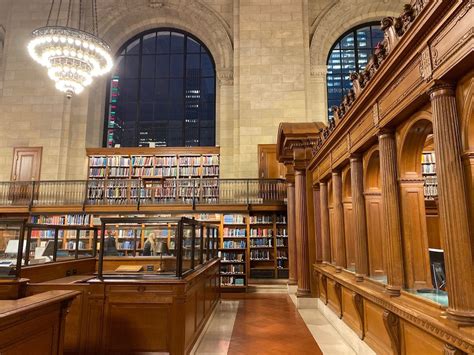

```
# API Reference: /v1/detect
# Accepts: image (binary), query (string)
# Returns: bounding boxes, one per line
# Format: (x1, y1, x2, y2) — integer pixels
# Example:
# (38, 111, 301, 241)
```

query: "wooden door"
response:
(258, 144, 286, 179)
(11, 147, 42, 181)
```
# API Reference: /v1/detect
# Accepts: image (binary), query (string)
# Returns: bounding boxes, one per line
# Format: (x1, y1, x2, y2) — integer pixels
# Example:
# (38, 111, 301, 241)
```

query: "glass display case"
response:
(0, 218, 27, 279)
(97, 217, 219, 279)
(24, 224, 98, 265)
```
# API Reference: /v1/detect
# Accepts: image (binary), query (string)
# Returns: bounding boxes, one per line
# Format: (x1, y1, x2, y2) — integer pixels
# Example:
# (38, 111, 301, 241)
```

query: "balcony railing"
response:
(0, 179, 287, 209)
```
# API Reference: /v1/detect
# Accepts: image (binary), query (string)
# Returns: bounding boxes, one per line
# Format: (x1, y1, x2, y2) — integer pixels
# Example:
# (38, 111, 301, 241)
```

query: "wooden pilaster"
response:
(430, 83, 474, 323)
(332, 170, 347, 271)
(285, 163, 298, 285)
(319, 181, 331, 263)
(378, 130, 405, 296)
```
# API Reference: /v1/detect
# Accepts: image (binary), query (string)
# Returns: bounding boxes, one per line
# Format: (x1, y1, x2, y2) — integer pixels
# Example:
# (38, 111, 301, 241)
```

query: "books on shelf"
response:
(29, 214, 91, 226)
(223, 240, 246, 249)
(221, 276, 245, 286)
(223, 214, 245, 224)
(108, 156, 130, 167)
(89, 156, 107, 166)
(223, 228, 246, 237)
(422, 151, 438, 200)
(221, 264, 244, 274)
(250, 228, 273, 238)
(276, 215, 287, 224)
(249, 215, 272, 224)
(131, 156, 154, 166)
(250, 250, 271, 260)
(250, 238, 273, 247)
(220, 252, 245, 262)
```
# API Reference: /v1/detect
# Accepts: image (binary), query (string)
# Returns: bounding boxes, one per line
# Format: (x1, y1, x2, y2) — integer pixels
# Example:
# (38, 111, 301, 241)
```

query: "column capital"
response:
(350, 153, 362, 162)
(295, 168, 306, 176)
(377, 127, 396, 139)
(428, 80, 455, 99)
(331, 169, 342, 176)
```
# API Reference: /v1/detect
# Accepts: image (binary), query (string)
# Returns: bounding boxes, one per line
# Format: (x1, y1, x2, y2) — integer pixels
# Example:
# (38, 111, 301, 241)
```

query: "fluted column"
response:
(430, 83, 474, 323)
(378, 130, 405, 296)
(319, 181, 331, 262)
(295, 169, 311, 297)
(332, 171, 347, 271)
(287, 180, 298, 285)
(350, 155, 369, 281)
(313, 185, 323, 263)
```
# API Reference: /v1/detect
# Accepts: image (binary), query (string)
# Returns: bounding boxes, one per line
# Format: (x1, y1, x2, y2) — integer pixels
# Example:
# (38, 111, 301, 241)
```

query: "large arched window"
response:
(326, 22, 384, 119)
(104, 29, 216, 147)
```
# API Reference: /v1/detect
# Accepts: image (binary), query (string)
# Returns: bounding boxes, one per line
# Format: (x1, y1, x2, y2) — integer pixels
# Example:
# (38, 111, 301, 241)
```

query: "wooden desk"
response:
(0, 290, 79, 355)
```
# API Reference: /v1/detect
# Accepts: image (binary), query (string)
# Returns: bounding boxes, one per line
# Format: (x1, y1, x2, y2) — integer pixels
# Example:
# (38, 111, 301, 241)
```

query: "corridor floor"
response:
(193, 293, 355, 354)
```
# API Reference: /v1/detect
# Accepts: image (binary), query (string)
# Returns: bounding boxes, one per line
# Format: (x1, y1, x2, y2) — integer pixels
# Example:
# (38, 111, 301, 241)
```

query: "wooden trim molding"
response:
(314, 264, 474, 354)
(352, 291, 365, 339)
(383, 310, 401, 355)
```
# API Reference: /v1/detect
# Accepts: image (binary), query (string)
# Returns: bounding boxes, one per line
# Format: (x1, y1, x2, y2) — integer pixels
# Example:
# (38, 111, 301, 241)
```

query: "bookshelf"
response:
(422, 151, 437, 201)
(219, 214, 248, 289)
(86, 147, 220, 205)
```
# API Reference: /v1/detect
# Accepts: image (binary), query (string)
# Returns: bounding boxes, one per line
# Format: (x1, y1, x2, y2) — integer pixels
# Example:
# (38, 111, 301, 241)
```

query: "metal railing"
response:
(0, 179, 287, 209)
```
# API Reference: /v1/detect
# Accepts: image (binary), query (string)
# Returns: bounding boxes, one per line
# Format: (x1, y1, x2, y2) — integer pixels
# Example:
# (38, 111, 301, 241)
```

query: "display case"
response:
(97, 217, 219, 279)
(0, 218, 27, 279)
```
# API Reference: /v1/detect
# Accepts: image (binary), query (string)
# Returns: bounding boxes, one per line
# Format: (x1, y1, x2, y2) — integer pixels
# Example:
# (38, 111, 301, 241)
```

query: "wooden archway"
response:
(397, 111, 434, 290)
(363, 145, 385, 277)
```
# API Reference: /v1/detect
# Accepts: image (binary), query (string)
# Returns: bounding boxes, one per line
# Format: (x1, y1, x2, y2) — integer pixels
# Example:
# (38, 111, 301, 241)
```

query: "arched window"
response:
(104, 29, 216, 147)
(326, 22, 384, 119)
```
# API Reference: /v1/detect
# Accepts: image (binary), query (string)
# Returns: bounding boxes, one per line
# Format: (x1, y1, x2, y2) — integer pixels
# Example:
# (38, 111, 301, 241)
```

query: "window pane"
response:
(340, 33, 354, 49)
(157, 32, 170, 53)
(141, 56, 155, 78)
(142, 33, 156, 54)
(105, 30, 216, 147)
(156, 55, 169, 78)
(187, 37, 200, 53)
(170, 33, 184, 53)
(356, 27, 371, 48)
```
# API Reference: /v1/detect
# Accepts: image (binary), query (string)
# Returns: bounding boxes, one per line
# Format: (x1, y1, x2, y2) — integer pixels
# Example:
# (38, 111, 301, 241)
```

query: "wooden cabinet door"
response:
(258, 144, 286, 179)
(11, 147, 42, 181)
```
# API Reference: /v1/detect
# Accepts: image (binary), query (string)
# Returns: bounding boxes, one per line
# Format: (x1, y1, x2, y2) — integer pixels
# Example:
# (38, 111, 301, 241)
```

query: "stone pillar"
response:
(350, 155, 369, 281)
(286, 172, 298, 286)
(295, 169, 311, 297)
(332, 171, 347, 271)
(313, 185, 323, 263)
(429, 83, 474, 323)
(319, 181, 331, 262)
(378, 130, 405, 296)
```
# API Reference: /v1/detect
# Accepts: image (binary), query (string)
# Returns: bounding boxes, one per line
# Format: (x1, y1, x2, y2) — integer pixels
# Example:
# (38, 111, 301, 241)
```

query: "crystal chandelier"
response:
(27, 0, 113, 98)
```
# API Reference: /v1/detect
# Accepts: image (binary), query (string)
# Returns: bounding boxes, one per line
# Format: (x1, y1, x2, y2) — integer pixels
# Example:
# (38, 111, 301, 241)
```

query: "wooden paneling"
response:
(343, 203, 355, 269)
(364, 194, 385, 276)
(341, 287, 363, 338)
(378, 57, 423, 119)
(400, 320, 444, 355)
(326, 278, 341, 317)
(399, 183, 432, 289)
(329, 208, 337, 265)
(21, 258, 96, 283)
(331, 138, 349, 168)
(319, 155, 331, 179)
(349, 111, 375, 149)
(363, 300, 392, 355)
(258, 144, 286, 179)
(0, 291, 78, 355)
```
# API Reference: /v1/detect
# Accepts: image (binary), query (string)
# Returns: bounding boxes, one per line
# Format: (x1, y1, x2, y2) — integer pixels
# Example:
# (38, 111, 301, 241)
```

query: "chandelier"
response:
(27, 0, 113, 98)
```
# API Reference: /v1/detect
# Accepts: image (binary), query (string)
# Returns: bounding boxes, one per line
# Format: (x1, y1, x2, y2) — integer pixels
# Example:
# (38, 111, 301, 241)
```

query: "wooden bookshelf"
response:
(86, 147, 220, 205)
(422, 151, 437, 201)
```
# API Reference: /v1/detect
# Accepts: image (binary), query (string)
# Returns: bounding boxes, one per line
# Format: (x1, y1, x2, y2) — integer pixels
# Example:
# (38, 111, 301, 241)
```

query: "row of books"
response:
(422, 164, 436, 174)
(276, 215, 287, 224)
(250, 238, 273, 247)
(276, 239, 286, 247)
(249, 215, 272, 224)
(250, 250, 271, 260)
(220, 264, 244, 274)
(202, 166, 219, 175)
(276, 228, 287, 237)
(277, 259, 287, 269)
(109, 167, 130, 177)
(220, 252, 245, 262)
(421, 152, 436, 164)
(179, 167, 200, 176)
(178, 156, 202, 166)
(222, 240, 246, 249)
(221, 276, 245, 286)
(223, 228, 246, 237)
(223, 215, 245, 224)
(277, 250, 287, 259)
(250, 228, 273, 237)
(131, 156, 154, 166)
(424, 185, 438, 199)
(29, 214, 90, 225)
(118, 241, 138, 250)
(66, 241, 88, 250)
(203, 155, 219, 165)
(89, 157, 107, 166)
(108, 156, 130, 167)
(89, 168, 106, 177)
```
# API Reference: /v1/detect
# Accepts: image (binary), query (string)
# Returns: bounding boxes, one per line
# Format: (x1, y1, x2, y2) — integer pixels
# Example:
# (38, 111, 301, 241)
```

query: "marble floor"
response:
(193, 292, 356, 355)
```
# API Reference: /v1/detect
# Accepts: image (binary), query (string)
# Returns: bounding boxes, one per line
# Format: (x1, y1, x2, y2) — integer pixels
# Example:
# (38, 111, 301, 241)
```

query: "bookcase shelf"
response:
(422, 151, 437, 201)
(86, 147, 220, 205)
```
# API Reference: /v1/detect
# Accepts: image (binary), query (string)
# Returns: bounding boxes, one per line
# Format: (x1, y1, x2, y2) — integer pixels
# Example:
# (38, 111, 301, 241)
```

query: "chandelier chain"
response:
(46, 0, 55, 26)
(66, 0, 73, 27)
(55, 0, 63, 26)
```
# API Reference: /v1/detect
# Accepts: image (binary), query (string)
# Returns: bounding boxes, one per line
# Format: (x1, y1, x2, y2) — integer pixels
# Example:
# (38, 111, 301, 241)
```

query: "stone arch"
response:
(310, 0, 404, 68)
(82, 0, 234, 147)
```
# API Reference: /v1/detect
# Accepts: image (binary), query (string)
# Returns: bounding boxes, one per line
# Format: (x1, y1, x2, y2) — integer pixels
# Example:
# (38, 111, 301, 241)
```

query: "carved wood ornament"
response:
(383, 310, 401, 355)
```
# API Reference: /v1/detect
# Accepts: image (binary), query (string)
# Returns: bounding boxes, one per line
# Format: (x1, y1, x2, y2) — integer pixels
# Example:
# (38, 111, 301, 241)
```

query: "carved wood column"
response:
(378, 130, 405, 296)
(319, 181, 331, 262)
(350, 154, 369, 281)
(286, 164, 298, 285)
(313, 184, 323, 263)
(332, 170, 347, 271)
(295, 167, 311, 297)
(429, 83, 474, 323)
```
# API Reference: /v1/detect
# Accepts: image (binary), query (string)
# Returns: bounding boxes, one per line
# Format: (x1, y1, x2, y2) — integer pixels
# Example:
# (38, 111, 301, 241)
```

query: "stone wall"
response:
(0, 0, 402, 180)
